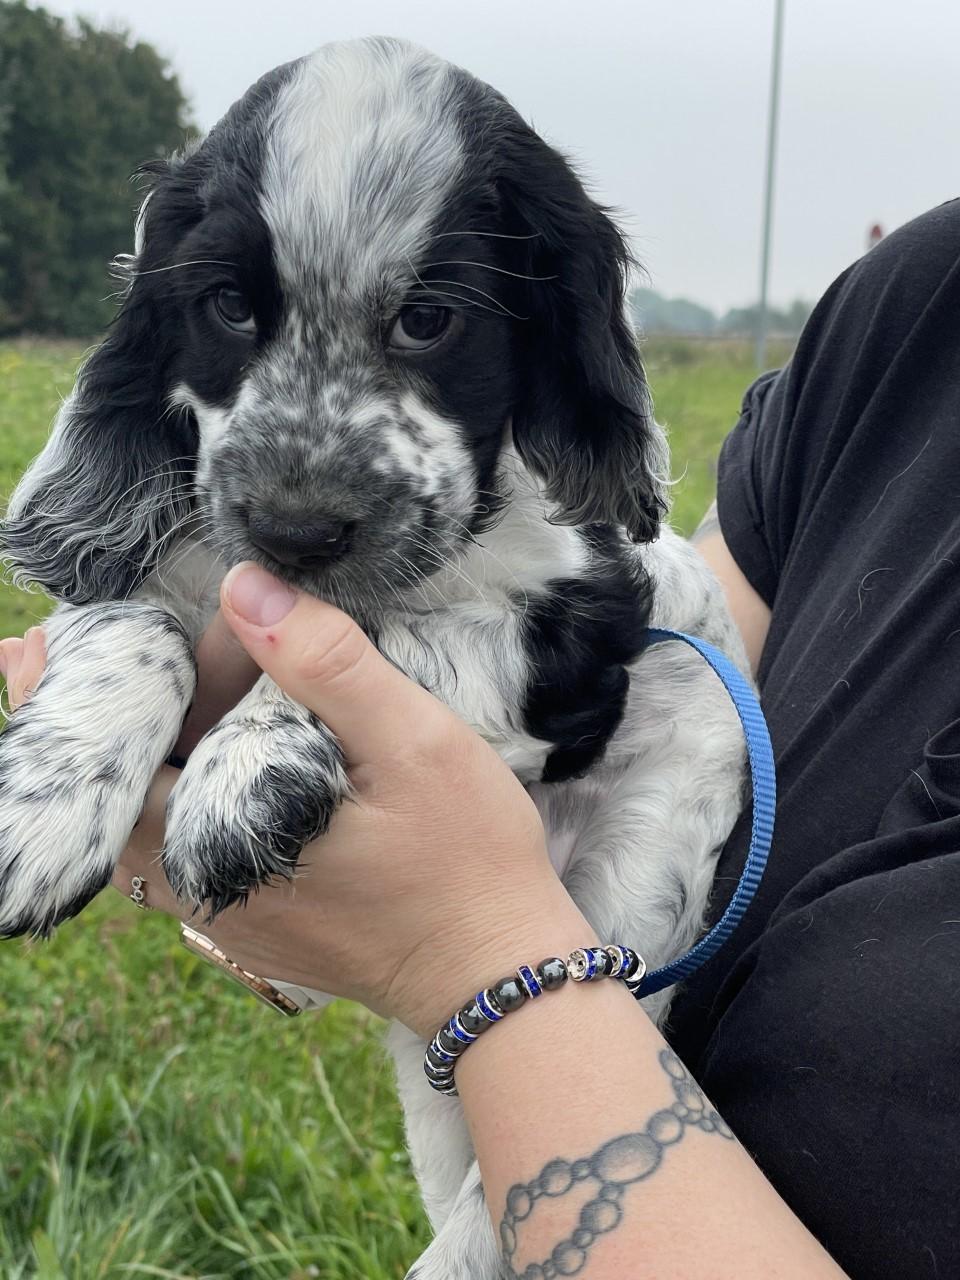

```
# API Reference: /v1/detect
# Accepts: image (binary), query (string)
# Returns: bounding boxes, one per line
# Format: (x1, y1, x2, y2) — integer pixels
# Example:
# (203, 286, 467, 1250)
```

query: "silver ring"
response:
(130, 875, 151, 910)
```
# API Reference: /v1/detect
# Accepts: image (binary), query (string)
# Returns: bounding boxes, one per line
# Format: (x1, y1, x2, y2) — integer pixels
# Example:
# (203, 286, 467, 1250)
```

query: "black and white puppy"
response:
(0, 37, 748, 1278)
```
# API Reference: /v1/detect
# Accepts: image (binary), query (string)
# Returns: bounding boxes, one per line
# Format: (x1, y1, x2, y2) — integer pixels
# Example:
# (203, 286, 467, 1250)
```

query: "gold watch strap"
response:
(179, 923, 304, 1016)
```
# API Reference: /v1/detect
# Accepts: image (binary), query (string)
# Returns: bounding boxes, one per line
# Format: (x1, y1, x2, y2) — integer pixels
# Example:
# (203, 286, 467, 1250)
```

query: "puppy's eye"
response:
(213, 288, 255, 334)
(389, 305, 451, 351)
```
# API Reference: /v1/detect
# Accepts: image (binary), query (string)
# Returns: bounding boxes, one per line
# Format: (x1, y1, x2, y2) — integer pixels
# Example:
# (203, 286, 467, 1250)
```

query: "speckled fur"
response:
(0, 38, 748, 1280)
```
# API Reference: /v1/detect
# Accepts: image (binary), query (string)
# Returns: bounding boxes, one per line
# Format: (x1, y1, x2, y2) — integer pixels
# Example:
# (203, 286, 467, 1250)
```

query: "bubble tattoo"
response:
(500, 1049, 734, 1278)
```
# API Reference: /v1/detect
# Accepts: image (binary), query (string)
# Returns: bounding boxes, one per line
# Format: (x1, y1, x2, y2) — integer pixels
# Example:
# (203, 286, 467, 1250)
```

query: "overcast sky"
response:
(45, 0, 960, 313)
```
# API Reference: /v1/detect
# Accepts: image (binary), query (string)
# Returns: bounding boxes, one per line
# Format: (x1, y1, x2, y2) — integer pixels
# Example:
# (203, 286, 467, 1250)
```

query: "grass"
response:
(0, 334, 793, 1278)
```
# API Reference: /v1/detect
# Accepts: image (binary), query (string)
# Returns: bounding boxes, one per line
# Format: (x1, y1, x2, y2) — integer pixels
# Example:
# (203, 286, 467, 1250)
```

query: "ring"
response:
(129, 875, 151, 910)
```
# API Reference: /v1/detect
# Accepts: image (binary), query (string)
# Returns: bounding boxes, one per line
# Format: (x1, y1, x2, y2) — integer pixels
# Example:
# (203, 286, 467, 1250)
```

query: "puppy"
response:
(0, 38, 748, 1278)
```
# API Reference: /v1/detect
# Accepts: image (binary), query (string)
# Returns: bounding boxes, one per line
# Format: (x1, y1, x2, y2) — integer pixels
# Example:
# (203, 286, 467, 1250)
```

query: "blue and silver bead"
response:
(623, 952, 647, 992)
(450, 1012, 479, 1045)
(476, 989, 504, 1023)
(516, 964, 543, 999)
(567, 947, 601, 982)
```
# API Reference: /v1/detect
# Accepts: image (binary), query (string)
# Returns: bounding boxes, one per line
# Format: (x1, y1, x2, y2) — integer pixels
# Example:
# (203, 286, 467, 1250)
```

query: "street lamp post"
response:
(756, 0, 786, 371)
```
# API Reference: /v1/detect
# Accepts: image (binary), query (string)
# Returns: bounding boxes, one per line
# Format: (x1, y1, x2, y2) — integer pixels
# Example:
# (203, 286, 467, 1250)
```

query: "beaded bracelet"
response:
(424, 944, 646, 1095)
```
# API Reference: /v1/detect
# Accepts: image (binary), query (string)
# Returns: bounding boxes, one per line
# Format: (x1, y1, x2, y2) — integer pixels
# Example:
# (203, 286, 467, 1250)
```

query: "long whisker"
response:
(423, 260, 557, 282)
(382, 559, 424, 614)
(415, 278, 528, 320)
(118, 506, 203, 606)
(430, 512, 531, 612)
(401, 529, 489, 608)
(427, 230, 542, 242)
(406, 288, 527, 322)
(370, 564, 409, 618)
(130, 259, 238, 278)
(390, 547, 438, 612)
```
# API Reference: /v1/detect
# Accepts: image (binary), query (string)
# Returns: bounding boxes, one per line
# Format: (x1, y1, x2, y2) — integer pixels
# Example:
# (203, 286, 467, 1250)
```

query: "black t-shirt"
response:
(666, 200, 960, 1279)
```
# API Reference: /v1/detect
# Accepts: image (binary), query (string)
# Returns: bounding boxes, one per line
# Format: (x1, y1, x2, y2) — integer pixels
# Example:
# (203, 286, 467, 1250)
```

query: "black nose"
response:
(247, 510, 354, 567)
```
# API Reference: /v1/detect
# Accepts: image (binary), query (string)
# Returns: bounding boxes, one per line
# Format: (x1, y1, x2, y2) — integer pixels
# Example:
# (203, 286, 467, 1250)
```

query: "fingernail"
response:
(225, 563, 297, 627)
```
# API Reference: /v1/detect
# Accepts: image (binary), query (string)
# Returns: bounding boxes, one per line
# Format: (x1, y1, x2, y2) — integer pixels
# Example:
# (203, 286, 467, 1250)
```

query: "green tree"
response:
(0, 1, 194, 335)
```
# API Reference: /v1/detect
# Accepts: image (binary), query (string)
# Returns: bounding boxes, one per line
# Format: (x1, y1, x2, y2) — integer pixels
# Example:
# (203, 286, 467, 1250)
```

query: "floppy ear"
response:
(494, 116, 668, 542)
(2, 161, 201, 603)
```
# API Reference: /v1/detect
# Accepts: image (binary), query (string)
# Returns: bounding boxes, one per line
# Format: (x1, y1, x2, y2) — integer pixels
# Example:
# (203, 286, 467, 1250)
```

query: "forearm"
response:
(453, 906, 846, 1279)
(692, 499, 771, 675)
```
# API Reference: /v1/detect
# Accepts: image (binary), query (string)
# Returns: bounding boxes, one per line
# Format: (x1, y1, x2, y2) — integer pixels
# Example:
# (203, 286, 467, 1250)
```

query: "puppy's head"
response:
(3, 38, 667, 609)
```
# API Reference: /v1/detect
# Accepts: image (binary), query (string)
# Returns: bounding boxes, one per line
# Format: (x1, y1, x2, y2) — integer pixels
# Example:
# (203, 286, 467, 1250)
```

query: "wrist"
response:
(394, 873, 595, 1040)
(455, 964, 643, 1103)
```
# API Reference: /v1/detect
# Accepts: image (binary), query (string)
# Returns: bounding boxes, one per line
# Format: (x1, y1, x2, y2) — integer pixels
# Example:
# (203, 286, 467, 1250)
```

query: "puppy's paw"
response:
(0, 603, 195, 937)
(163, 677, 347, 913)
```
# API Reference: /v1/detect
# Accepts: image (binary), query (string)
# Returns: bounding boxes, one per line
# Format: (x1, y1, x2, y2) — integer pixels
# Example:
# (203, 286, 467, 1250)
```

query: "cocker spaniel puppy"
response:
(0, 37, 748, 1278)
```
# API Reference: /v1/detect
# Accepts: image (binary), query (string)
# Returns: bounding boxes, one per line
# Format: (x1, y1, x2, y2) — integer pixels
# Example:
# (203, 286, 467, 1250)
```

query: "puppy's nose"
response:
(247, 509, 354, 567)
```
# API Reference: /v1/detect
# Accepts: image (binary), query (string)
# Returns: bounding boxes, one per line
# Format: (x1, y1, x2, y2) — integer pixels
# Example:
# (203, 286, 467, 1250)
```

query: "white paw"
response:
(0, 603, 195, 936)
(163, 675, 348, 912)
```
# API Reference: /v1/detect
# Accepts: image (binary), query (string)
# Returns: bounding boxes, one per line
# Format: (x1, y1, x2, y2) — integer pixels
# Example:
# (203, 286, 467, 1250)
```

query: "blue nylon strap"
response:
(632, 628, 777, 998)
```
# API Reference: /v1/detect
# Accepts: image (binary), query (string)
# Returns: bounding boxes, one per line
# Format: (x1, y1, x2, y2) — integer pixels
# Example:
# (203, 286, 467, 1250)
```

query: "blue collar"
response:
(632, 628, 776, 998)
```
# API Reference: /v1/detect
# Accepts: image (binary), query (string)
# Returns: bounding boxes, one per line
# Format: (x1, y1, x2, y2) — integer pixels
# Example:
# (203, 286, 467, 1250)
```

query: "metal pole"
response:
(756, 0, 785, 371)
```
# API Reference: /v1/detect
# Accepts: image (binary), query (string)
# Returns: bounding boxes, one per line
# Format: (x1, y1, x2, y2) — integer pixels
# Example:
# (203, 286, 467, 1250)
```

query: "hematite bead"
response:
(594, 948, 612, 976)
(492, 975, 525, 1012)
(536, 957, 567, 990)
(438, 1026, 467, 1055)
(450, 1014, 477, 1044)
(459, 1003, 486, 1034)
(621, 948, 641, 979)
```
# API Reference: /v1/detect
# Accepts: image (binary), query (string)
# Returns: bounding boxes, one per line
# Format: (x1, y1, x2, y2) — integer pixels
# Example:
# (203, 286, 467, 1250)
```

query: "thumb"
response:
(220, 562, 454, 765)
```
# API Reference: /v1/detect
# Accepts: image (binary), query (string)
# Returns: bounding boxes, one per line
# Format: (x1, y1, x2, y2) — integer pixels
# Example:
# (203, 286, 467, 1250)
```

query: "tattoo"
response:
(499, 1049, 734, 1278)
(691, 498, 720, 544)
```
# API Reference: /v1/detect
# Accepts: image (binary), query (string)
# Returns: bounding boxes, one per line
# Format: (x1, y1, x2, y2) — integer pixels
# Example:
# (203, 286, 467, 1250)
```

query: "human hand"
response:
(0, 625, 48, 713)
(1, 568, 588, 1037)
(0, 608, 261, 756)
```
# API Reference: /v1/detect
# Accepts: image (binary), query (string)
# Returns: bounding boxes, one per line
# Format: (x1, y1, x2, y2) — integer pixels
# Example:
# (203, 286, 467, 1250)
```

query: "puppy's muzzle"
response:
(246, 508, 355, 568)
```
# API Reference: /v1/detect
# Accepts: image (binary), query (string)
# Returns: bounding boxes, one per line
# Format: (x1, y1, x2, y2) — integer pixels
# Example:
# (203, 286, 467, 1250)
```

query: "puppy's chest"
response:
(528, 775, 610, 878)
(540, 814, 580, 878)
(141, 536, 227, 640)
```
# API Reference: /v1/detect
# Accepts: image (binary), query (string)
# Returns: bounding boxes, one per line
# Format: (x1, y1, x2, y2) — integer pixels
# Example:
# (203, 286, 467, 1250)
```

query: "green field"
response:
(0, 336, 791, 1279)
